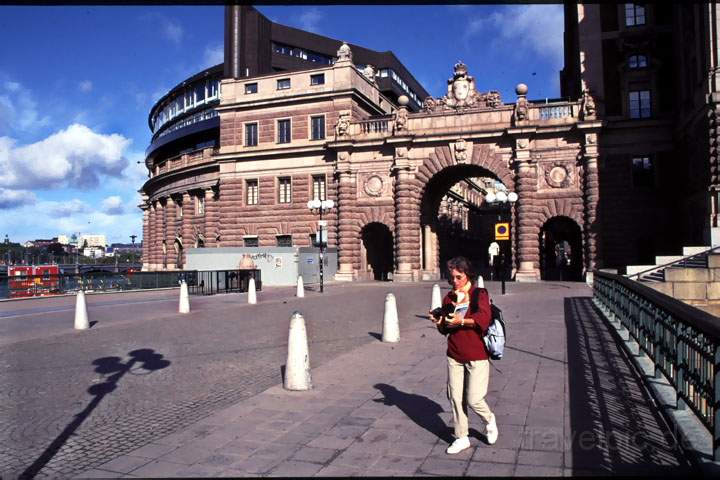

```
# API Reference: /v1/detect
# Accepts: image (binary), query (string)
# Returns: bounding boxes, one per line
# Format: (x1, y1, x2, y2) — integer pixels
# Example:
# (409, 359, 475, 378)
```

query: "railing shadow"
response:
(564, 297, 696, 475)
(20, 349, 170, 479)
(373, 383, 453, 443)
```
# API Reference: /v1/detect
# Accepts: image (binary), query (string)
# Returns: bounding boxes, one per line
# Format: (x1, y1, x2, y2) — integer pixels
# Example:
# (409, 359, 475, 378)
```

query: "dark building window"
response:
(629, 90, 651, 118)
(628, 54, 648, 69)
(245, 123, 258, 146)
(277, 119, 291, 144)
(311, 116, 325, 140)
(278, 177, 291, 203)
(310, 73, 325, 85)
(632, 156, 654, 188)
(277, 78, 291, 90)
(243, 236, 258, 247)
(312, 175, 326, 200)
(276, 235, 293, 247)
(194, 83, 206, 103)
(246, 179, 259, 205)
(625, 3, 646, 26)
(245, 83, 258, 94)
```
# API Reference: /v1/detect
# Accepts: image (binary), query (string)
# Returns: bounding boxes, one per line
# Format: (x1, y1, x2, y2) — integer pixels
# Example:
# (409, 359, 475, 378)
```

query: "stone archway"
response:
(539, 216, 583, 281)
(360, 222, 393, 281)
(174, 238, 183, 269)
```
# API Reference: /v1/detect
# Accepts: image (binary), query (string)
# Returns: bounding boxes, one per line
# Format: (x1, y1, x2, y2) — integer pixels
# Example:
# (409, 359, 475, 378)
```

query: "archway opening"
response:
(361, 222, 393, 281)
(420, 164, 511, 281)
(174, 239, 184, 269)
(539, 216, 583, 281)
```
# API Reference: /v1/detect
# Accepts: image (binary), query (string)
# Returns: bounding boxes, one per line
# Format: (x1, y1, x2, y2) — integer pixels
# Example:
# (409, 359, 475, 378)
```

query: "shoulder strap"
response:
(469, 287, 486, 312)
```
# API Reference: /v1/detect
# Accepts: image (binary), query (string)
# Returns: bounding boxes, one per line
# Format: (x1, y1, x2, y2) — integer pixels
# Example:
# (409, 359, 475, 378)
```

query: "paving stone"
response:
(471, 446, 517, 464)
(418, 456, 468, 476)
(466, 461, 516, 476)
(127, 459, 186, 477)
(306, 434, 356, 450)
(216, 439, 262, 456)
(229, 455, 284, 475)
(291, 446, 339, 464)
(158, 444, 215, 465)
(266, 459, 324, 477)
(515, 464, 564, 476)
(315, 464, 363, 476)
(125, 443, 177, 459)
(370, 454, 426, 473)
(95, 455, 151, 474)
(517, 449, 565, 467)
(331, 447, 381, 468)
(196, 452, 246, 467)
(75, 468, 128, 478)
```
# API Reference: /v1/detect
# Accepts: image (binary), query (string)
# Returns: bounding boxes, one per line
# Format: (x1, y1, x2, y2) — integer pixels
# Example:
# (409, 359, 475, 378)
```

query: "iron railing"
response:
(183, 269, 261, 295)
(593, 270, 720, 460)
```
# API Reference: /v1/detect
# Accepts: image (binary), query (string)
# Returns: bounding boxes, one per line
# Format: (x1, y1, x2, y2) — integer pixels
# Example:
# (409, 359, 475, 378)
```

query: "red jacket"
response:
(437, 286, 492, 362)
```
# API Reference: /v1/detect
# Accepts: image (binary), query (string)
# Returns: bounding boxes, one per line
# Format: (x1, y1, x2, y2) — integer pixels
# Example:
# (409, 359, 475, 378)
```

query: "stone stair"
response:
(625, 246, 720, 316)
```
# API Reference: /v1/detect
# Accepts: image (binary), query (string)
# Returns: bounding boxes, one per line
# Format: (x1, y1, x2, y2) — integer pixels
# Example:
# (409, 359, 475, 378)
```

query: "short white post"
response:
(284, 311, 312, 390)
(296, 275, 304, 298)
(382, 293, 400, 343)
(431, 283, 442, 311)
(248, 277, 257, 304)
(476, 275, 485, 289)
(74, 290, 89, 330)
(179, 280, 190, 313)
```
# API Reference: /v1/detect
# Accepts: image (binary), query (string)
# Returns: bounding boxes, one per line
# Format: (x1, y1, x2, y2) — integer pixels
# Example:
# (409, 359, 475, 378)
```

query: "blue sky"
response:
(0, 4, 564, 244)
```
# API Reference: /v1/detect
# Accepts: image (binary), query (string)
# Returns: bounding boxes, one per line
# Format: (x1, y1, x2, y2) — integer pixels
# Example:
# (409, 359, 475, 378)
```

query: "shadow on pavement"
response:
(20, 349, 170, 479)
(368, 331, 382, 341)
(373, 383, 453, 443)
(564, 297, 695, 476)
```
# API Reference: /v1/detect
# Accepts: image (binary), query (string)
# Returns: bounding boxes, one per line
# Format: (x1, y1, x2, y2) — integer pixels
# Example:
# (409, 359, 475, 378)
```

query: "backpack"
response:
(470, 288, 507, 360)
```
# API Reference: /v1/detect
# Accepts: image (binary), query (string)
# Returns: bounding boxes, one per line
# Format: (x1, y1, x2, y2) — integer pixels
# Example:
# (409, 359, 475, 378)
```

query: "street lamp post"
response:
(307, 199, 335, 293)
(485, 189, 518, 295)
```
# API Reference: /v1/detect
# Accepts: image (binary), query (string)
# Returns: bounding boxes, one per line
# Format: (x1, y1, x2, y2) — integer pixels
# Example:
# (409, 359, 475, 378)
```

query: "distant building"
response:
(106, 243, 143, 257)
(78, 234, 107, 249)
(57, 234, 71, 245)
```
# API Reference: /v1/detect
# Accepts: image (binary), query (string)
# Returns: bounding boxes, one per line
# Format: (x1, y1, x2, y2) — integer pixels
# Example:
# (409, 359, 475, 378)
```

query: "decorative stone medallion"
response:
(363, 174, 384, 197)
(543, 163, 573, 189)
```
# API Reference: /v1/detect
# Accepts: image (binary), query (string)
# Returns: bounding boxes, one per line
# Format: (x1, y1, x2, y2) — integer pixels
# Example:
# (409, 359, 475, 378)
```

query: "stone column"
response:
(335, 154, 357, 281)
(394, 167, 421, 282)
(159, 199, 168, 270)
(141, 203, 150, 271)
(583, 132, 601, 275)
(513, 137, 541, 282)
(166, 196, 177, 268)
(151, 201, 160, 270)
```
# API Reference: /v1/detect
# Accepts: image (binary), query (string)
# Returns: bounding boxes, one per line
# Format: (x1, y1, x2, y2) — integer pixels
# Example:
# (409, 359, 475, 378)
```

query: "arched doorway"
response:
(174, 238, 184, 269)
(360, 222, 393, 281)
(539, 216, 583, 281)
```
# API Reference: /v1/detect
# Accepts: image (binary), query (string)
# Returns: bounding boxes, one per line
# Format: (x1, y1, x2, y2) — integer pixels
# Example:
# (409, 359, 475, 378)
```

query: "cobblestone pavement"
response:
(1, 282, 429, 478)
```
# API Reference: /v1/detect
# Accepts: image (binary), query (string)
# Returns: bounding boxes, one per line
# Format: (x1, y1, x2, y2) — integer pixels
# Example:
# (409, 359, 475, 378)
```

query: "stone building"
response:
(140, 3, 719, 281)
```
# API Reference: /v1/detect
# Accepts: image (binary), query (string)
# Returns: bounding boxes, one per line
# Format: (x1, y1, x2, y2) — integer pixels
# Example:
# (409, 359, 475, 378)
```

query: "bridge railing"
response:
(593, 270, 720, 460)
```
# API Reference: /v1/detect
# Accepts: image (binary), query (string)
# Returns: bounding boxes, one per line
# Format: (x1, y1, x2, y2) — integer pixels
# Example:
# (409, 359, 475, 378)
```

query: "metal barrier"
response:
(593, 270, 720, 460)
(185, 269, 261, 295)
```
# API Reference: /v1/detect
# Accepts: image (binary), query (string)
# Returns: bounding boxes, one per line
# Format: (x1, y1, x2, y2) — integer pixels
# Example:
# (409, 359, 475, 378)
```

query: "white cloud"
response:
(0, 188, 37, 210)
(101, 195, 125, 215)
(298, 8, 323, 34)
(0, 80, 51, 135)
(162, 17, 183, 44)
(463, 5, 564, 66)
(203, 43, 224, 68)
(0, 123, 132, 190)
(78, 80, 93, 93)
(51, 198, 90, 217)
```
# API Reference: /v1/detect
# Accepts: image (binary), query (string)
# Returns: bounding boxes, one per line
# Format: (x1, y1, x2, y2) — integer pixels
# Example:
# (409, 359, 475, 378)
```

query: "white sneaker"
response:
(486, 415, 498, 445)
(446, 436, 471, 454)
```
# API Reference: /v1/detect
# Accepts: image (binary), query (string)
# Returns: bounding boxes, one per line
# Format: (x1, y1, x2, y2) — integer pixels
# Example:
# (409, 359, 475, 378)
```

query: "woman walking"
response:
(429, 256, 498, 454)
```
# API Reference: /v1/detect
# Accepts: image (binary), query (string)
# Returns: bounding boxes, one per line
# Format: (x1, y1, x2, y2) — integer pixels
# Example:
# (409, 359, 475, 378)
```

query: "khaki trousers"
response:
(447, 356, 494, 439)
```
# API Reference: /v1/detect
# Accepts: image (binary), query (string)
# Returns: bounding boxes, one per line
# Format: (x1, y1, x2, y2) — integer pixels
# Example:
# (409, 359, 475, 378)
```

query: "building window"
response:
(276, 235, 293, 247)
(312, 175, 326, 200)
(625, 3, 646, 26)
(243, 236, 258, 247)
(310, 73, 325, 85)
(195, 195, 205, 215)
(629, 90, 651, 118)
(245, 83, 258, 94)
(277, 78, 291, 90)
(245, 123, 258, 146)
(176, 199, 183, 218)
(628, 54, 648, 69)
(311, 115, 325, 140)
(632, 156, 654, 188)
(246, 179, 258, 205)
(277, 119, 291, 144)
(278, 177, 292, 203)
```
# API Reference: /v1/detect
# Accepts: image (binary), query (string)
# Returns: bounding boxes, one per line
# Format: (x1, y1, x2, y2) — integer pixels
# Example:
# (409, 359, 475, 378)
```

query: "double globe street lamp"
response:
(484, 189, 518, 295)
(307, 198, 335, 293)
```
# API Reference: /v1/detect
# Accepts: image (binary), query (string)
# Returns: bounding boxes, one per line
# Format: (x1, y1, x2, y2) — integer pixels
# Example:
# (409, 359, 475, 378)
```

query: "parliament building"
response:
(140, 3, 720, 282)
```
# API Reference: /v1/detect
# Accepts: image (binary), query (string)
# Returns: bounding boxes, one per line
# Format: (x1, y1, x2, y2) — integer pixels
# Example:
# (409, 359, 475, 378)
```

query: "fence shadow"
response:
(20, 349, 170, 479)
(564, 297, 695, 476)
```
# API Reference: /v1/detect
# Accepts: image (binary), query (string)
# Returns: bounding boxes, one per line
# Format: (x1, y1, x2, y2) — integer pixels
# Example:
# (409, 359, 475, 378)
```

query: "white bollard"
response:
(248, 277, 257, 304)
(284, 311, 312, 390)
(382, 293, 400, 343)
(476, 275, 485, 289)
(296, 275, 304, 298)
(74, 290, 89, 330)
(179, 280, 190, 313)
(431, 284, 442, 311)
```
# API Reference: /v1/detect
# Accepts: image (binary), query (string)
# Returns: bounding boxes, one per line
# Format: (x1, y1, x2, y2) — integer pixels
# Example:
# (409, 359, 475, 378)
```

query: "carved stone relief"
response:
(539, 162, 575, 190)
(422, 62, 502, 112)
(358, 173, 390, 198)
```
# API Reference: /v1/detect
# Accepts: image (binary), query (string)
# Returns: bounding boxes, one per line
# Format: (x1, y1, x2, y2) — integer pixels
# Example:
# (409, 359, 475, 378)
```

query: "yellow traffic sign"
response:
(495, 223, 510, 240)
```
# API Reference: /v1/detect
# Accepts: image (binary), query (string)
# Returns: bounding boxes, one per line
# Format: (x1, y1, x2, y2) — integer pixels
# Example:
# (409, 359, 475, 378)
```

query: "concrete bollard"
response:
(179, 280, 190, 313)
(382, 293, 400, 343)
(431, 284, 442, 311)
(296, 275, 304, 298)
(284, 311, 312, 390)
(248, 277, 257, 304)
(477, 275, 485, 289)
(74, 290, 89, 330)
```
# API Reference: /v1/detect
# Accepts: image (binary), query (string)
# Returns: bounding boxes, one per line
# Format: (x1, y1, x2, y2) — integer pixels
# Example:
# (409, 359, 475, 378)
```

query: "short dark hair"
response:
(446, 256, 475, 285)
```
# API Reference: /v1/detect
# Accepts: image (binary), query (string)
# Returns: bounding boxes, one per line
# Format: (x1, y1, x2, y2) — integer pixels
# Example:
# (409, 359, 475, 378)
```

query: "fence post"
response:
(714, 344, 720, 461)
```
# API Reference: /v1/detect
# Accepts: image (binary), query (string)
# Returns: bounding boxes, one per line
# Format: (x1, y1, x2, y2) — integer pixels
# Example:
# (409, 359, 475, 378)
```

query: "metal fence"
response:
(592, 270, 720, 460)
(2, 269, 261, 299)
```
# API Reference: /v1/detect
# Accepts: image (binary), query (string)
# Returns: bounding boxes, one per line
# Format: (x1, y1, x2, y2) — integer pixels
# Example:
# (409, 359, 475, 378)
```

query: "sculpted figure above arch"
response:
(422, 62, 503, 112)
